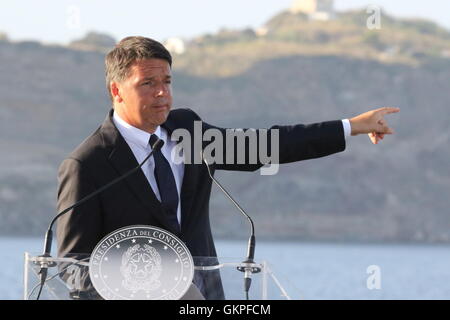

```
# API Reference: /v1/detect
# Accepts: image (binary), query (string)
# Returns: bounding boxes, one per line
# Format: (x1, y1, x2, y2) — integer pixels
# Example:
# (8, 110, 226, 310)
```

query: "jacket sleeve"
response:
(56, 158, 103, 257)
(186, 109, 346, 172)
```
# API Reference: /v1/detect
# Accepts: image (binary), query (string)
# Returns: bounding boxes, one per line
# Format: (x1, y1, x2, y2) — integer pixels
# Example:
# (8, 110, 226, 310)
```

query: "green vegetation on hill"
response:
(68, 31, 116, 53)
(174, 9, 450, 77)
(0, 32, 8, 41)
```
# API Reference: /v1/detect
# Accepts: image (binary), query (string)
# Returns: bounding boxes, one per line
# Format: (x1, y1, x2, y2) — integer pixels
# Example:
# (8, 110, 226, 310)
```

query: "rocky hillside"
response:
(0, 9, 449, 242)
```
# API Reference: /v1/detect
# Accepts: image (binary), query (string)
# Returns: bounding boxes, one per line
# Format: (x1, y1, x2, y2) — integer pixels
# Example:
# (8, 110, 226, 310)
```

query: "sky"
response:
(0, 0, 449, 45)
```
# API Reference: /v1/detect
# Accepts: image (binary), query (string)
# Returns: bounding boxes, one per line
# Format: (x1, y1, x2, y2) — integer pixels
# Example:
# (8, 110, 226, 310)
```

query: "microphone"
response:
(35, 138, 164, 300)
(201, 151, 261, 300)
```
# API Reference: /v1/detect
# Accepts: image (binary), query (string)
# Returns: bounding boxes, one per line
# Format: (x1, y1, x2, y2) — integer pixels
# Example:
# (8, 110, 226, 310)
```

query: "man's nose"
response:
(155, 84, 169, 97)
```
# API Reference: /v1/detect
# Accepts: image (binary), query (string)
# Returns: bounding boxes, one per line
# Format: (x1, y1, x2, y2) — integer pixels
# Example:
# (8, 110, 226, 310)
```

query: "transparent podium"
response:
(24, 252, 293, 300)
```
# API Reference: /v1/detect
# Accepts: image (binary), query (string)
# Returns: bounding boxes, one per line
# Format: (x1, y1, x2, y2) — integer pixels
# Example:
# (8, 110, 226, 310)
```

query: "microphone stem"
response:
(202, 157, 258, 300)
(204, 162, 255, 240)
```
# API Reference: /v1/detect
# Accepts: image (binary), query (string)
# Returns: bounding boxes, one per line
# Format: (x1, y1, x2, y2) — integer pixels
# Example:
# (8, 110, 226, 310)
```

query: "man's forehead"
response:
(130, 59, 171, 75)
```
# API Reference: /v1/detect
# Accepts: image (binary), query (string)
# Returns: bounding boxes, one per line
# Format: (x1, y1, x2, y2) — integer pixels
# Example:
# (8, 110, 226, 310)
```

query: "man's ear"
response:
(110, 82, 123, 103)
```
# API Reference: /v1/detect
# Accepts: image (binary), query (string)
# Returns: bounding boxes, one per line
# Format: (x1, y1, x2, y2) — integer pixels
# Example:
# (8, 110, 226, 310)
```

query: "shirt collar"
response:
(113, 110, 165, 149)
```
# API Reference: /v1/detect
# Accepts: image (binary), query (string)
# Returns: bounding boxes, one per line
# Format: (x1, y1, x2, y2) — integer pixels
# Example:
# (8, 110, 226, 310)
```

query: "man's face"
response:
(112, 58, 173, 133)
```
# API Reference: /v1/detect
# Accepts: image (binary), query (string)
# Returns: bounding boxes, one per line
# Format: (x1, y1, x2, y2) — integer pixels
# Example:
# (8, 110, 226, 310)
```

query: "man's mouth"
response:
(152, 104, 168, 109)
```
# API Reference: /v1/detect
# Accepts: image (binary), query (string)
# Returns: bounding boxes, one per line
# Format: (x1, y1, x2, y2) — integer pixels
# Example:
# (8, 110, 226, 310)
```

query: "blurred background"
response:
(1, 0, 450, 299)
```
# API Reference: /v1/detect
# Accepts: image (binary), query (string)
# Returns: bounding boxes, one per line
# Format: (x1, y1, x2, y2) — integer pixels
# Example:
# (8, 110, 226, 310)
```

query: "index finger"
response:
(378, 107, 400, 115)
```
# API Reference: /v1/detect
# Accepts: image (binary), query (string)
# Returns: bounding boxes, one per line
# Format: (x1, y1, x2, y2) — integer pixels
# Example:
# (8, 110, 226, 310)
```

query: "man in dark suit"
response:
(56, 36, 399, 299)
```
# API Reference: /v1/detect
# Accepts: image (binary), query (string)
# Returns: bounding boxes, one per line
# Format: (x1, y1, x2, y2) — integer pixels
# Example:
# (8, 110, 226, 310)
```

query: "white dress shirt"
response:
(342, 119, 352, 138)
(113, 111, 184, 225)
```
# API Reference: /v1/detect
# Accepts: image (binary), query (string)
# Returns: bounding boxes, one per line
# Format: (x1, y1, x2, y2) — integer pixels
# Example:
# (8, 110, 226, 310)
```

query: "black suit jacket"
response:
(56, 108, 346, 299)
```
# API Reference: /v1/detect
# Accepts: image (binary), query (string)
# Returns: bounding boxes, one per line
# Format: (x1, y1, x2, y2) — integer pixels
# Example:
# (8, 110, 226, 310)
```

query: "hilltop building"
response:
(290, 0, 335, 21)
(164, 37, 185, 55)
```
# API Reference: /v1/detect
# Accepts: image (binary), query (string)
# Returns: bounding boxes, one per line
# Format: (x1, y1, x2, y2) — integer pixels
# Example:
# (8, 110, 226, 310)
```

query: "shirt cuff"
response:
(341, 119, 351, 138)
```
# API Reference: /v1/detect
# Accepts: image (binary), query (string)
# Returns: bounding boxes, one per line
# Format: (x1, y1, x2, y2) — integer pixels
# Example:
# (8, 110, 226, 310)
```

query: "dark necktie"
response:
(149, 134, 180, 233)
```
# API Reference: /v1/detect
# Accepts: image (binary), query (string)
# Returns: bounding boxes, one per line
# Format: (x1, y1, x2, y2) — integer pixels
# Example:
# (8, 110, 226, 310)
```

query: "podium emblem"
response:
(89, 225, 194, 300)
(121, 244, 162, 292)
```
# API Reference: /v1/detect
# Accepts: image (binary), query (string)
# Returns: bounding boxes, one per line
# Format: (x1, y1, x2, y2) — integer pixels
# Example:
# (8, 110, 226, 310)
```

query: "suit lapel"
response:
(100, 110, 179, 234)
